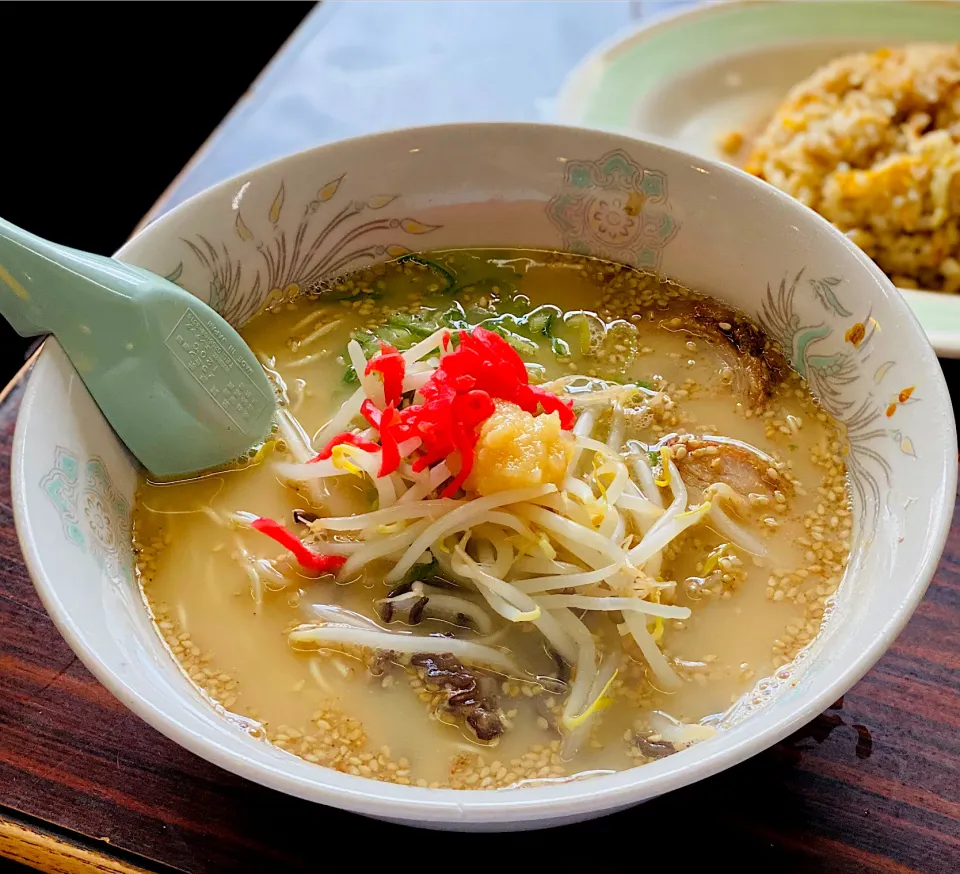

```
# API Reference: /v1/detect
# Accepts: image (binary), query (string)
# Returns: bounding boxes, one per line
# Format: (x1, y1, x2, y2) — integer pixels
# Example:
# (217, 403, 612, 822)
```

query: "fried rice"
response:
(746, 43, 960, 292)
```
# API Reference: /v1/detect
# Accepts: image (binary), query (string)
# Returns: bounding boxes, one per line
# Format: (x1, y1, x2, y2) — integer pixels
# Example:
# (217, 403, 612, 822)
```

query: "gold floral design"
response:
(759, 269, 918, 528)
(169, 174, 442, 327)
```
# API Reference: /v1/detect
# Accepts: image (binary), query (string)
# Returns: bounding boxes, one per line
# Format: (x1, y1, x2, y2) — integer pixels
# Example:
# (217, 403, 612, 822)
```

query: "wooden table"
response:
(2, 2, 958, 870)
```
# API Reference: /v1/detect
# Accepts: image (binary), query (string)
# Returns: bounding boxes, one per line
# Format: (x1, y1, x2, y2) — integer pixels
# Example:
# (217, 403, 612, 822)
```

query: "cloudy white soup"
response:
(133, 249, 851, 789)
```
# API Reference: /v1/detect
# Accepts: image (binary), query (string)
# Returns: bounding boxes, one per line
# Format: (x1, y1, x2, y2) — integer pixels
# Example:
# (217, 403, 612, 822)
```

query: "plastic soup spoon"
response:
(0, 217, 277, 477)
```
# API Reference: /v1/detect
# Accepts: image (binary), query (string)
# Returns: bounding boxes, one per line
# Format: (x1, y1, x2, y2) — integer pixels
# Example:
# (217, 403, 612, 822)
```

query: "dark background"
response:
(0, 1, 315, 377)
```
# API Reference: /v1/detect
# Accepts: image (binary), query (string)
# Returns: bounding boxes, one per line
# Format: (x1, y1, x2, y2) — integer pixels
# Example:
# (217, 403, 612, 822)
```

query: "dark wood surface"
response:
(0, 368, 958, 874)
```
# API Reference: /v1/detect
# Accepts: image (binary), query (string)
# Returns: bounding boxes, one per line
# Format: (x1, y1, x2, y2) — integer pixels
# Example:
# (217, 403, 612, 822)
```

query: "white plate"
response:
(556, 0, 960, 357)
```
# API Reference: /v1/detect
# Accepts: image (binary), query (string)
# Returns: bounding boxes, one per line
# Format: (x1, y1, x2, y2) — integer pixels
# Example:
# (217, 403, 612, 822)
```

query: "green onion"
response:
(354, 330, 381, 358)
(379, 325, 415, 349)
(482, 322, 539, 357)
(338, 280, 584, 384)
(341, 330, 384, 383)
(401, 556, 439, 587)
(387, 313, 439, 340)
(438, 302, 469, 330)
(563, 312, 597, 354)
(524, 305, 560, 336)
(396, 254, 457, 292)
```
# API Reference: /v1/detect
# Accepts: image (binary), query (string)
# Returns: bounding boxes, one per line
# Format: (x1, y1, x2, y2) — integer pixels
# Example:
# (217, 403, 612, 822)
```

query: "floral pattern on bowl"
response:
(40, 446, 132, 584)
(760, 269, 919, 529)
(165, 174, 444, 328)
(546, 148, 678, 269)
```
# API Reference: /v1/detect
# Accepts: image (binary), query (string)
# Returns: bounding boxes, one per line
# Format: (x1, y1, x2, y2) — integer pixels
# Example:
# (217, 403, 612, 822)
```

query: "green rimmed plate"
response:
(556, 0, 960, 357)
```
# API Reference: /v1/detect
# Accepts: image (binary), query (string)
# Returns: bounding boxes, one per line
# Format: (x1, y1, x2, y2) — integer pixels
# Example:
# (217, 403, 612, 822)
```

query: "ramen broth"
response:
(134, 249, 851, 788)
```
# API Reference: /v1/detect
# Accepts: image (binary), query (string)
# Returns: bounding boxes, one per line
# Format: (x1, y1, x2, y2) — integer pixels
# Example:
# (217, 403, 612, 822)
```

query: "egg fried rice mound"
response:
(746, 44, 960, 292)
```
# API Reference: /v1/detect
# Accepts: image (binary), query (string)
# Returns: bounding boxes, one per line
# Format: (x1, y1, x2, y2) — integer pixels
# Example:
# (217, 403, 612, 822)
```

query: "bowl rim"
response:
(13, 120, 958, 824)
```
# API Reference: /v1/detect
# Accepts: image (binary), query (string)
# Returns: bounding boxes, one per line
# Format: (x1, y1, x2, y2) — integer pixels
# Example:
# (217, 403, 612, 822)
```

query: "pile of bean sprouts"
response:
(235, 328, 767, 750)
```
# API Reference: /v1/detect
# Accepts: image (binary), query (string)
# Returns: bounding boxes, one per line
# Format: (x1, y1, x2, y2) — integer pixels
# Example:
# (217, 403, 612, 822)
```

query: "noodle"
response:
(135, 246, 851, 788)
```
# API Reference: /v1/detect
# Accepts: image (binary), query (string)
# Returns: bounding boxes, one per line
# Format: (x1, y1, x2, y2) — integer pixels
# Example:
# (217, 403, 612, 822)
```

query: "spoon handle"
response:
(0, 217, 144, 338)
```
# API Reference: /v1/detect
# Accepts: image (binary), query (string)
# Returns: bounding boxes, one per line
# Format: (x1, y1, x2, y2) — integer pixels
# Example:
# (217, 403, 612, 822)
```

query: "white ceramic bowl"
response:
(12, 123, 956, 830)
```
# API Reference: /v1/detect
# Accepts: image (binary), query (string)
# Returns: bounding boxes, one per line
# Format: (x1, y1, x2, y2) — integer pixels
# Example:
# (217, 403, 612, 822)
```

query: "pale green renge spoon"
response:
(0, 217, 278, 477)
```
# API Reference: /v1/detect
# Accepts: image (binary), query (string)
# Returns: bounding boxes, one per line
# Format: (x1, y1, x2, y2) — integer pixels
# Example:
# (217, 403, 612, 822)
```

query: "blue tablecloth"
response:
(154, 0, 698, 215)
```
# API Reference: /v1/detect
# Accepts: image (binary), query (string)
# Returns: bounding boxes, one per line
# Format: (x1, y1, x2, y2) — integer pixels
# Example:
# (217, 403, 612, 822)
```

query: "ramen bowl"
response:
(11, 123, 955, 830)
